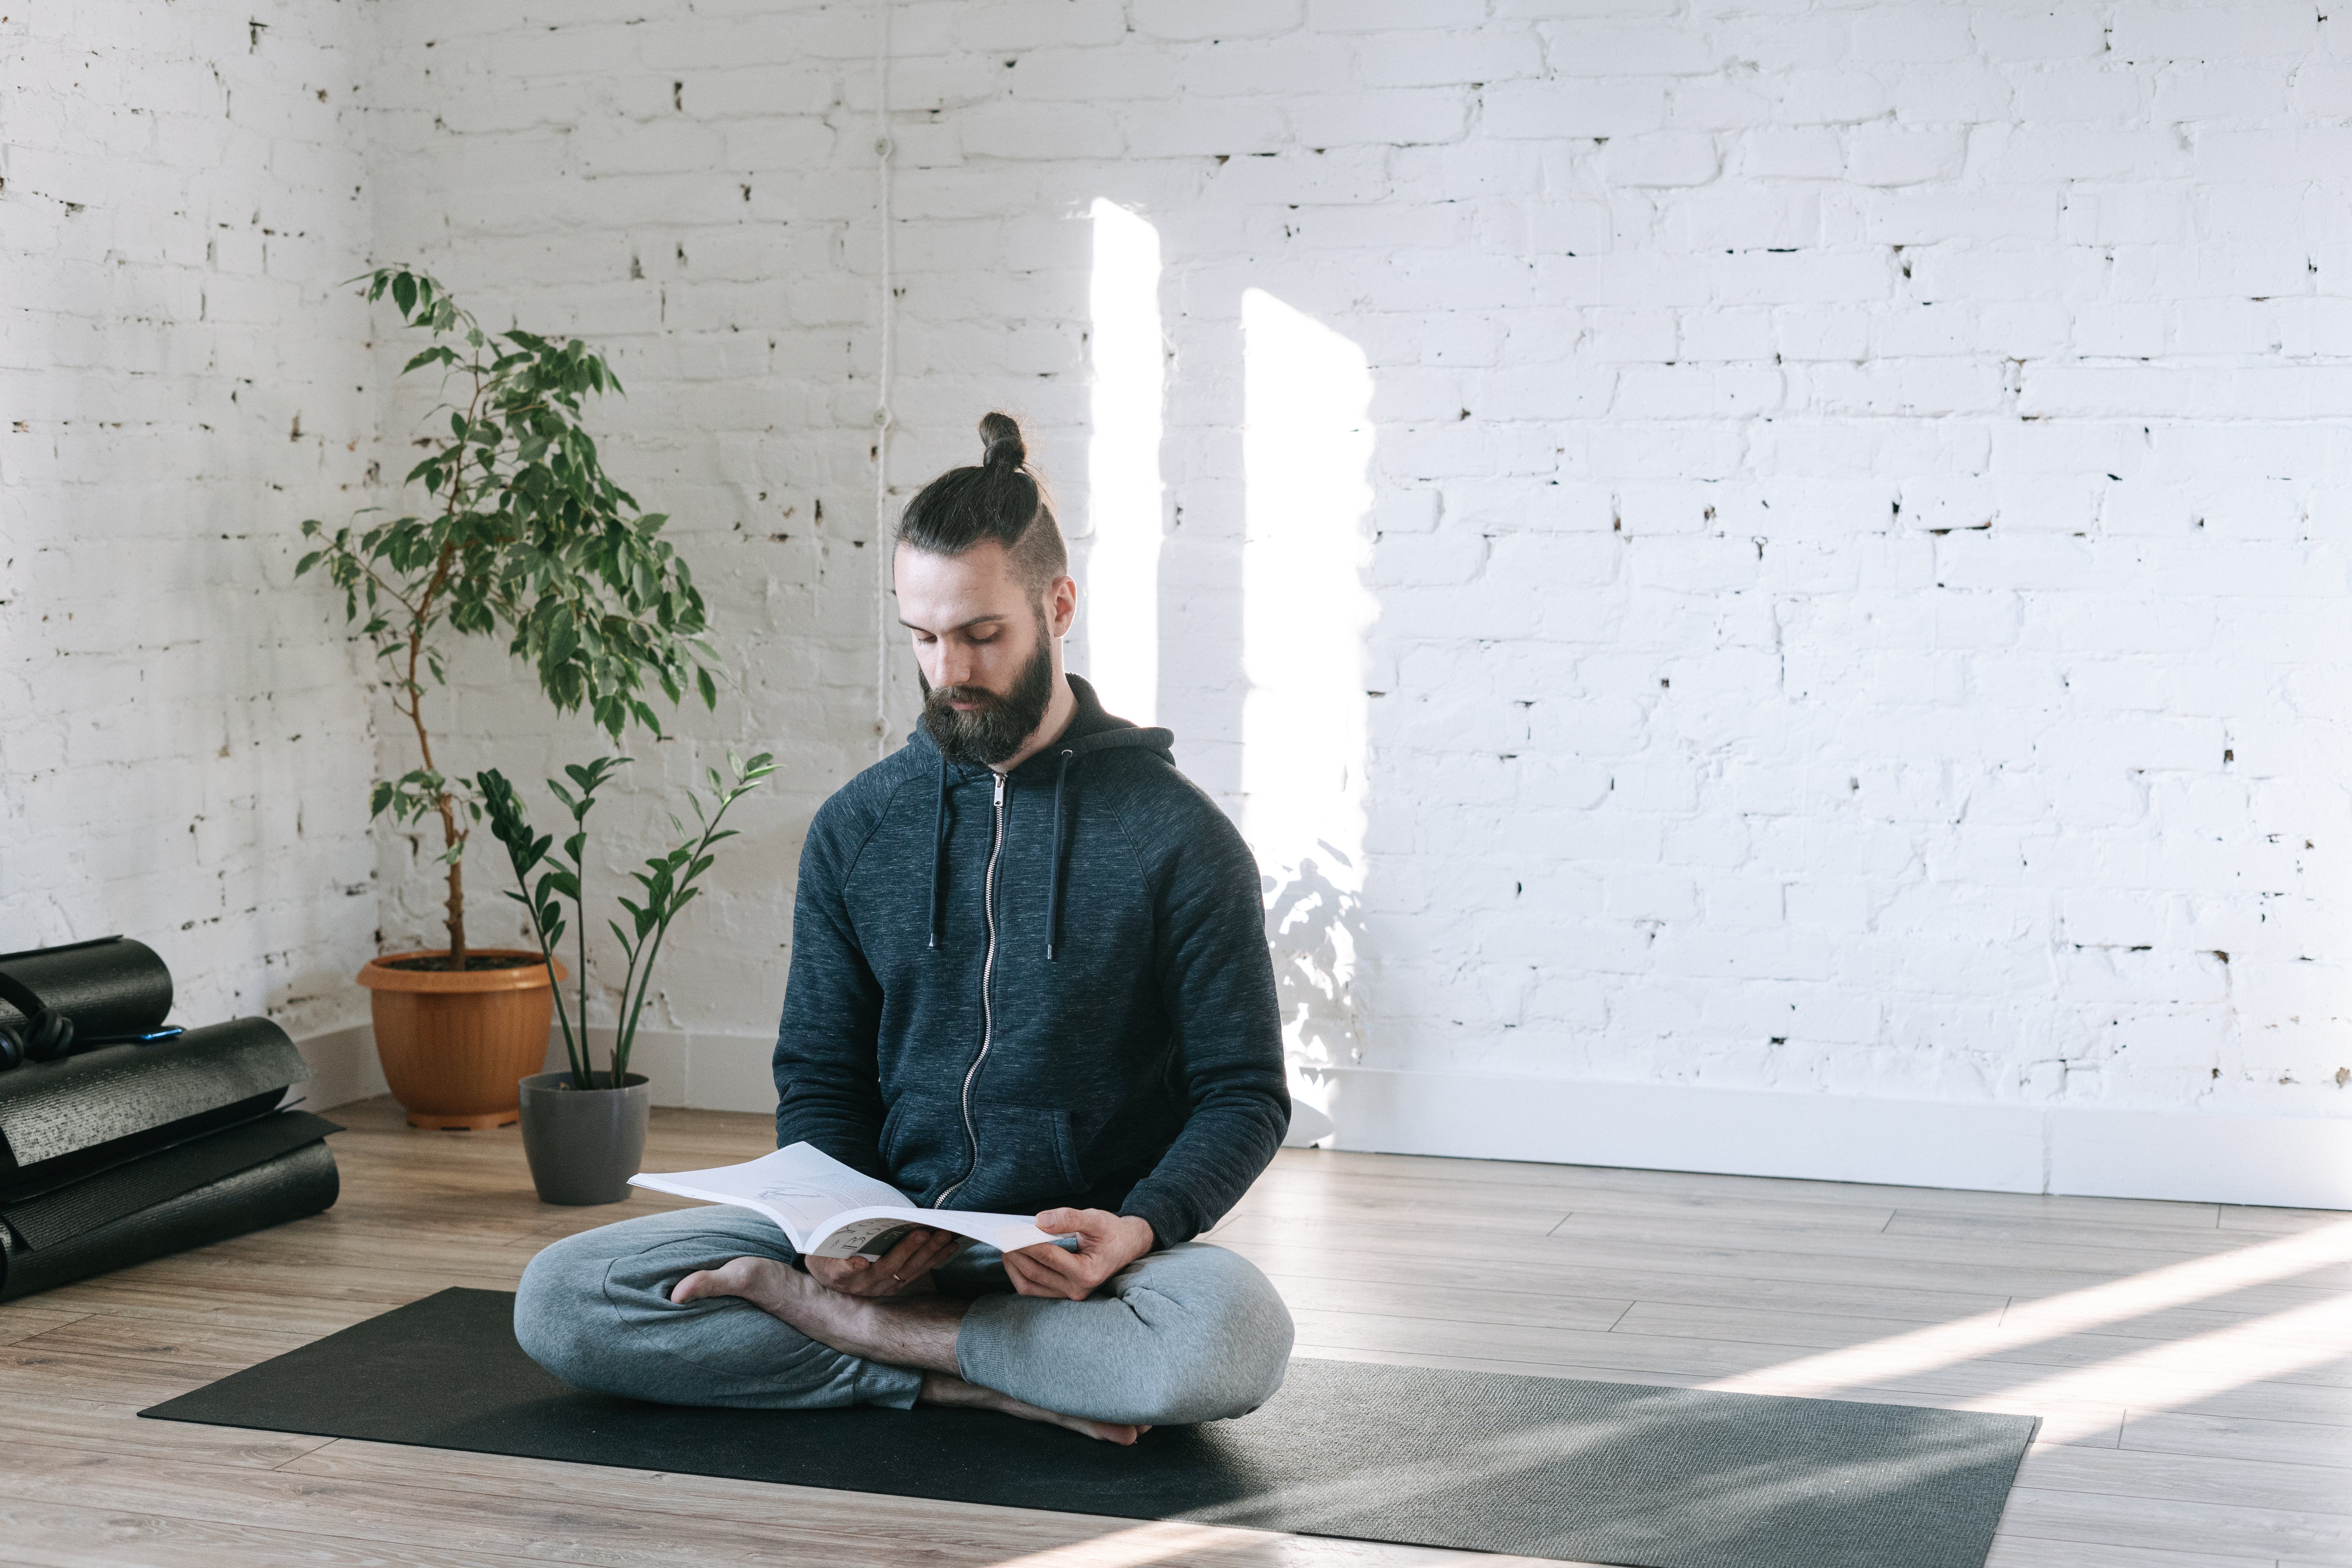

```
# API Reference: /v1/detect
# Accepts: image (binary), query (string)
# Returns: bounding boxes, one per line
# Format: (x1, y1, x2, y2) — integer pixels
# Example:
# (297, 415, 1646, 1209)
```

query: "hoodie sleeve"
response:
(1116, 796, 1290, 1247)
(771, 788, 892, 1179)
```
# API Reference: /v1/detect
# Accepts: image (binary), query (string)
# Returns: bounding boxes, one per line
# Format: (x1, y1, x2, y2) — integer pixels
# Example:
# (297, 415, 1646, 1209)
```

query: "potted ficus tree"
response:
(299, 268, 720, 1130)
(479, 752, 774, 1203)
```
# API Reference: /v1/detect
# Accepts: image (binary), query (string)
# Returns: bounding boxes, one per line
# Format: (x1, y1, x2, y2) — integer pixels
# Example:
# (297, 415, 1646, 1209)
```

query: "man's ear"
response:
(1044, 574, 1077, 639)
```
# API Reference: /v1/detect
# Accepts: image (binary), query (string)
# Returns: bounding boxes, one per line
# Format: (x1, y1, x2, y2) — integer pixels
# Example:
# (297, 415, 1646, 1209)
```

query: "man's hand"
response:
(804, 1227, 964, 1298)
(1004, 1210, 1155, 1301)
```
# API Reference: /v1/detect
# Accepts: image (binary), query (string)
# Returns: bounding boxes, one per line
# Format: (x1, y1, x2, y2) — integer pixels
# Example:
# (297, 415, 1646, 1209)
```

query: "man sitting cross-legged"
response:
(514, 413, 1296, 1443)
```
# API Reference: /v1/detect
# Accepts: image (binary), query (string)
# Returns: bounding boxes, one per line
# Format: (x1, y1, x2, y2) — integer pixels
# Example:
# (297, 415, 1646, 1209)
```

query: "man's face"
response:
(896, 540, 1073, 767)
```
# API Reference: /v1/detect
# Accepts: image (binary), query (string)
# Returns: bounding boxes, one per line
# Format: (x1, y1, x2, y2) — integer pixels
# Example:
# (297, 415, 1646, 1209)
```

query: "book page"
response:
(630, 1142, 911, 1250)
(805, 1205, 1070, 1260)
(632, 1142, 1077, 1260)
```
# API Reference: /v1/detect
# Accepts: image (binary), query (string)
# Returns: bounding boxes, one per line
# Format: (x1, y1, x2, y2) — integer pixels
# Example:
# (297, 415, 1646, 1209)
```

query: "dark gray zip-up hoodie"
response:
(772, 675, 1289, 1247)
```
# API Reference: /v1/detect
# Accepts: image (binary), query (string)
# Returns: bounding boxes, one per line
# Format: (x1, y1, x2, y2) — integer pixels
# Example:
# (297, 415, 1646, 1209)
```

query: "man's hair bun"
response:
(895, 410, 1068, 593)
(979, 411, 1027, 471)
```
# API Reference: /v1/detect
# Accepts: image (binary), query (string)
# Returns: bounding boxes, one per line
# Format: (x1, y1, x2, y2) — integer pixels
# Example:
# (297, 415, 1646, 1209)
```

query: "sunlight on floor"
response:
(985, 1522, 1254, 1568)
(1704, 1217, 2352, 1439)
(1081, 198, 1165, 726)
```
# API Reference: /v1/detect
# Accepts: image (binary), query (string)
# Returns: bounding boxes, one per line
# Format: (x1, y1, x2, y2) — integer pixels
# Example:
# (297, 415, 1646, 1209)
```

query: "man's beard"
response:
(920, 622, 1056, 768)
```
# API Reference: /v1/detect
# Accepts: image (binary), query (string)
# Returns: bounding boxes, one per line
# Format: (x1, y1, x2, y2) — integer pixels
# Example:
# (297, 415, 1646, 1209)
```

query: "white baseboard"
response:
(291, 1022, 387, 1111)
(1304, 1066, 2352, 1211)
(537, 1026, 779, 1115)
(293, 1024, 2349, 1211)
(288, 1023, 776, 1116)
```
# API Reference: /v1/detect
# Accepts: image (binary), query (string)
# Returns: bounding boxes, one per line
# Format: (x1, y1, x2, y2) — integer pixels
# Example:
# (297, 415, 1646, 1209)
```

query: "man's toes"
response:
(1070, 1418, 1144, 1445)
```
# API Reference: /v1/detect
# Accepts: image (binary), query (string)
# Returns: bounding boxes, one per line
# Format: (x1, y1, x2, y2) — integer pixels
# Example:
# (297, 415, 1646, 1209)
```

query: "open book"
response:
(629, 1141, 1073, 1260)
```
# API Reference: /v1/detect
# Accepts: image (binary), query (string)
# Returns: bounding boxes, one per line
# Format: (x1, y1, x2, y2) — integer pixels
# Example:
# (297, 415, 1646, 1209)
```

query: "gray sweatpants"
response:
(514, 1207, 1295, 1426)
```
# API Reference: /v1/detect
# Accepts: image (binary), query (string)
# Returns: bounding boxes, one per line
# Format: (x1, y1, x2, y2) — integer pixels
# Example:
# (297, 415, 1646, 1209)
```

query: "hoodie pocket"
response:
(1049, 1108, 1085, 1194)
(981, 1103, 1085, 1201)
(877, 1089, 963, 1198)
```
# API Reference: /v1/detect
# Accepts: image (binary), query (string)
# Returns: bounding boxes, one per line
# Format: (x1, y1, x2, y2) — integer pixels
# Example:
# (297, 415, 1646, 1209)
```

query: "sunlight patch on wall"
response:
(1242, 288, 1377, 1082)
(1081, 198, 1165, 725)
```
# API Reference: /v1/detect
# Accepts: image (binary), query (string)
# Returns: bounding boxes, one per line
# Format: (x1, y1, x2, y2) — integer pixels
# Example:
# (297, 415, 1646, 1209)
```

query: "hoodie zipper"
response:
(938, 770, 1008, 1208)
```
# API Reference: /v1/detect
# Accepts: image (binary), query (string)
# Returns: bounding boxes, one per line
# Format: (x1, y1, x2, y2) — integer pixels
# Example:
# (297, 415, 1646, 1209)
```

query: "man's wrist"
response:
(1114, 1212, 1157, 1260)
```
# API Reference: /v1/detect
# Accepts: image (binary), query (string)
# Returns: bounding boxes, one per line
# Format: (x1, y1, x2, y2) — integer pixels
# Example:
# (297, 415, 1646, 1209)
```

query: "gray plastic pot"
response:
(517, 1070, 651, 1205)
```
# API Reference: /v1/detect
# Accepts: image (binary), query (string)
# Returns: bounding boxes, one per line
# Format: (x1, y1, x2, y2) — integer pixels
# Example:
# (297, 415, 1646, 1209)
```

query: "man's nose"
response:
(933, 643, 973, 688)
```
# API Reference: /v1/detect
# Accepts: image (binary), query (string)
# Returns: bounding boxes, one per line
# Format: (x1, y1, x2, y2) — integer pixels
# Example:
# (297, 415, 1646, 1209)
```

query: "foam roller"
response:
(0, 936, 173, 1039)
(0, 1138, 339, 1302)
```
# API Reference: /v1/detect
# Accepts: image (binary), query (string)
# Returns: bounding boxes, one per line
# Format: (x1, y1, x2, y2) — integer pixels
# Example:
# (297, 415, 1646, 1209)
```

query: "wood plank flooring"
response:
(1, 1095, 2344, 1568)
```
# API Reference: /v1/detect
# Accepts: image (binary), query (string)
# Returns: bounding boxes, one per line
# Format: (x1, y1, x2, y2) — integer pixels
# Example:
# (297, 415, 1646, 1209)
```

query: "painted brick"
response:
(23, 0, 2351, 1138)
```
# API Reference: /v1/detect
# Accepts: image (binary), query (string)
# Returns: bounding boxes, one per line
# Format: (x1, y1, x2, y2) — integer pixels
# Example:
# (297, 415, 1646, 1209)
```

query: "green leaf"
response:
(696, 665, 717, 709)
(392, 271, 416, 316)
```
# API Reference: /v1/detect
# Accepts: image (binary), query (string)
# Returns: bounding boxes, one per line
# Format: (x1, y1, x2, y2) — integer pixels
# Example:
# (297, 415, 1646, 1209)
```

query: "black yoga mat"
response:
(0, 1137, 337, 1301)
(0, 1016, 308, 1173)
(143, 1288, 2035, 1568)
(0, 1110, 339, 1249)
(0, 936, 172, 1038)
(0, 1090, 288, 1205)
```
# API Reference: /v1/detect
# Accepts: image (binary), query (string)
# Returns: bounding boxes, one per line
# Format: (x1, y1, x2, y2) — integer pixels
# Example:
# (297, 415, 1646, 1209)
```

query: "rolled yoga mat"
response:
(142, 1287, 2038, 1568)
(1, 1137, 338, 1302)
(0, 936, 173, 1040)
(0, 1109, 341, 1251)
(0, 1016, 308, 1176)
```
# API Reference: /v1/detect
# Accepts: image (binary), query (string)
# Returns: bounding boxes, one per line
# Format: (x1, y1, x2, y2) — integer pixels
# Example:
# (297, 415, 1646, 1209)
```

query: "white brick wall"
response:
(22, 2, 2352, 1178)
(362, 0, 2352, 1137)
(1, 0, 382, 1042)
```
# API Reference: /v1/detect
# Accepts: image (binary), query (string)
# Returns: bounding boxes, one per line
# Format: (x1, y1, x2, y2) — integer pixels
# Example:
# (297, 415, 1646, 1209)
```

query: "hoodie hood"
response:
(914, 675, 1172, 959)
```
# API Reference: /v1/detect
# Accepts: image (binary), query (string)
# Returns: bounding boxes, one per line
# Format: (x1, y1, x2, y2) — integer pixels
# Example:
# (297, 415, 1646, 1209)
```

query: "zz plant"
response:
(478, 752, 775, 1090)
(298, 268, 719, 965)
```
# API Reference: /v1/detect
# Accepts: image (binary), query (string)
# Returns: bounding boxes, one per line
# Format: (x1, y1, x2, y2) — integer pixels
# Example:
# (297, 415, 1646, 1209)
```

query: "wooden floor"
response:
(2, 1098, 2347, 1568)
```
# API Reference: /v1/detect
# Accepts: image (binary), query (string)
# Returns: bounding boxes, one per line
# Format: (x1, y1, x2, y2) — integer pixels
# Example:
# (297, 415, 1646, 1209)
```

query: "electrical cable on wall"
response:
(872, 0, 895, 760)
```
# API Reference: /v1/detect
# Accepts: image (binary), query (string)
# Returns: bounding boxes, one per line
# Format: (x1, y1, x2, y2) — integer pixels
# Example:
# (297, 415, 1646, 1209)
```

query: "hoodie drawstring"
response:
(1045, 749, 1075, 961)
(927, 755, 951, 950)
(931, 740, 1112, 958)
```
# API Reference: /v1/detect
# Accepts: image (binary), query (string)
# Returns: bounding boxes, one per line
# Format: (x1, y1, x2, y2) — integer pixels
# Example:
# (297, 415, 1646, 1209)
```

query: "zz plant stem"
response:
(477, 769, 581, 1083)
(477, 754, 774, 1091)
(605, 752, 777, 1085)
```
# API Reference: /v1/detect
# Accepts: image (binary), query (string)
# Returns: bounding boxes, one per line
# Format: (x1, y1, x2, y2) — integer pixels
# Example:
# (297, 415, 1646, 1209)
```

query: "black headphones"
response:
(0, 971, 74, 1071)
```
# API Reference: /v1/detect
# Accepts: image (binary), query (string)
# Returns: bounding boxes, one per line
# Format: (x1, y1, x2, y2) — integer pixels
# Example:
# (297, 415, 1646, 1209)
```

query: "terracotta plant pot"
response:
(357, 949, 566, 1130)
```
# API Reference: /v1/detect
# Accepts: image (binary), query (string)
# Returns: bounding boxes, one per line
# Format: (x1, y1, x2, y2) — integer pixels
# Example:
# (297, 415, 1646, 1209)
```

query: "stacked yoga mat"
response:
(0, 937, 340, 1302)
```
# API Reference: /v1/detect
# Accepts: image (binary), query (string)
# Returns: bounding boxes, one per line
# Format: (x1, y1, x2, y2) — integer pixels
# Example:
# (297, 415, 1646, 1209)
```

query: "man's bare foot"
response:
(920, 1372, 1153, 1446)
(670, 1256, 965, 1375)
